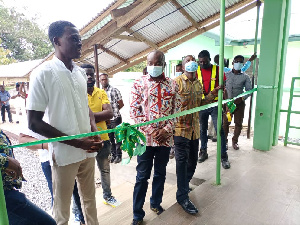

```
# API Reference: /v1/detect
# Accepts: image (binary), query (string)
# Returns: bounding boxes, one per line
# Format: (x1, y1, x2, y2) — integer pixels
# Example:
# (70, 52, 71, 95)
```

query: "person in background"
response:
(0, 85, 13, 123)
(27, 20, 102, 225)
(174, 63, 183, 77)
(223, 55, 252, 150)
(130, 50, 181, 225)
(100, 73, 124, 164)
(197, 50, 230, 169)
(1, 129, 56, 225)
(174, 55, 221, 214)
(10, 82, 27, 124)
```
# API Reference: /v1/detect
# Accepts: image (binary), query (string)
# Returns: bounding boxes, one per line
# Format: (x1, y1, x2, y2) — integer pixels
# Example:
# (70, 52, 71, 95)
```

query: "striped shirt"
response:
(174, 73, 216, 140)
(130, 74, 181, 147)
(225, 71, 252, 99)
(104, 85, 122, 120)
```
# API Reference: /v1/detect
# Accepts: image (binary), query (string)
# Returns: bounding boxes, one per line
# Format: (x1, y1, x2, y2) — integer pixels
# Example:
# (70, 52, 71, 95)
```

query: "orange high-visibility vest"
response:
(197, 65, 218, 100)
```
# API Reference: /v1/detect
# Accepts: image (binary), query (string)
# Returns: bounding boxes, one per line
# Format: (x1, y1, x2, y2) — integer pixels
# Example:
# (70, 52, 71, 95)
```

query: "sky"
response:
(1, 0, 115, 30)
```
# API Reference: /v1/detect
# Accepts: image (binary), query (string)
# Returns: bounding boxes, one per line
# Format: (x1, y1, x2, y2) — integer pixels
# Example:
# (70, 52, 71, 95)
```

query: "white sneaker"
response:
(103, 196, 121, 207)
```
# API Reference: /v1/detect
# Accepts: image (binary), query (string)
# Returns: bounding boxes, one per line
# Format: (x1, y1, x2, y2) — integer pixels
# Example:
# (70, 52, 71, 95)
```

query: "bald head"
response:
(147, 50, 165, 66)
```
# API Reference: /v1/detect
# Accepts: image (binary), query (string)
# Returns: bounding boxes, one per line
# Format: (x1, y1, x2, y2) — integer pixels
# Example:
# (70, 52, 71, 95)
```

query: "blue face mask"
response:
(185, 61, 198, 72)
(175, 72, 183, 77)
(147, 66, 163, 78)
(233, 62, 243, 71)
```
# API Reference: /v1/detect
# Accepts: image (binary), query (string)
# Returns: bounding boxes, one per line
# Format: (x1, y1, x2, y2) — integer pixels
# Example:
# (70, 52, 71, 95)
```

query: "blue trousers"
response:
(41, 161, 53, 205)
(133, 146, 170, 221)
(174, 136, 199, 203)
(4, 189, 56, 225)
(199, 106, 227, 157)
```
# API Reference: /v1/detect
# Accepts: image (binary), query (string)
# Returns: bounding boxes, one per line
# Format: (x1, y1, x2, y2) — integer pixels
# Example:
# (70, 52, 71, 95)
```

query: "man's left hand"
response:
(153, 129, 169, 145)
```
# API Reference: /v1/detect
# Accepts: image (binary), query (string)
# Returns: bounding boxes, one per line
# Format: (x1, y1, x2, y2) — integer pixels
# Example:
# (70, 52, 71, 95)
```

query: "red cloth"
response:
(196, 66, 226, 95)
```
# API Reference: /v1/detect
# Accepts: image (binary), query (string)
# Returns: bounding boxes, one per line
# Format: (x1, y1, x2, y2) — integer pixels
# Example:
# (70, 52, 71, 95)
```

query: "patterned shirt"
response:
(174, 73, 216, 140)
(0, 130, 23, 190)
(104, 85, 122, 120)
(0, 90, 11, 106)
(130, 74, 181, 147)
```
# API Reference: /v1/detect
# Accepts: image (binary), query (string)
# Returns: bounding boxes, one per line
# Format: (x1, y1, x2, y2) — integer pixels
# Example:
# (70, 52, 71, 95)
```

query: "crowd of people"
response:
(0, 20, 256, 225)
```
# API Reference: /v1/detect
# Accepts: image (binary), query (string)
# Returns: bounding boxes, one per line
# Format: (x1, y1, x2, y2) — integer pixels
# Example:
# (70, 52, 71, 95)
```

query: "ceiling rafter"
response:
(126, 28, 158, 49)
(111, 35, 141, 42)
(170, 0, 200, 29)
(108, 0, 257, 74)
(98, 44, 128, 63)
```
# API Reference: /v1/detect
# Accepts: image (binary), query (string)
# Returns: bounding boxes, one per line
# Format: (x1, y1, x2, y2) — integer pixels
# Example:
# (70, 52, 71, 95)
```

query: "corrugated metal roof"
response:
(0, 59, 42, 78)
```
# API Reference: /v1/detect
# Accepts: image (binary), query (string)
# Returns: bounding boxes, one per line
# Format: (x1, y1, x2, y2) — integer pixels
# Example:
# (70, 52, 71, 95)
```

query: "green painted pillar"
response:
(253, 0, 288, 151)
(273, 0, 291, 146)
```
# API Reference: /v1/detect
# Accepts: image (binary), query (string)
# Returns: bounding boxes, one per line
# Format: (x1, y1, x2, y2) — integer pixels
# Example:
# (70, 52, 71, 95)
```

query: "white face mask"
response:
(147, 66, 163, 78)
(175, 72, 183, 77)
(233, 62, 243, 71)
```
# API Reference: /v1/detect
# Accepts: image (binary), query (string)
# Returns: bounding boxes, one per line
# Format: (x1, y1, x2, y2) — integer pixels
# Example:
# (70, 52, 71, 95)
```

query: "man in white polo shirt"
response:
(26, 20, 102, 225)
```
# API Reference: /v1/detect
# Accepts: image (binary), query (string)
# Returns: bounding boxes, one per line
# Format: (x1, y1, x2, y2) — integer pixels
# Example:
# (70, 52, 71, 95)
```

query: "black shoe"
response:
(211, 137, 217, 142)
(150, 205, 165, 215)
(178, 199, 198, 214)
(221, 158, 231, 169)
(16, 121, 19, 124)
(198, 149, 208, 163)
(131, 219, 143, 225)
(9, 120, 13, 123)
(207, 135, 213, 140)
(114, 156, 122, 164)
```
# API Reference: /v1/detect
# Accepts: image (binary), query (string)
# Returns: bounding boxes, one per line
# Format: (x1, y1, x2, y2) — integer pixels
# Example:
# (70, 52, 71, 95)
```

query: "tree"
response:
(0, 40, 16, 65)
(124, 60, 147, 72)
(0, 4, 53, 63)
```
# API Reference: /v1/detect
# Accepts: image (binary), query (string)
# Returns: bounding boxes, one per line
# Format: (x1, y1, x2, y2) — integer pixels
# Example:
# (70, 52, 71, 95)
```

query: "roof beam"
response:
(111, 35, 142, 42)
(82, 0, 166, 51)
(98, 44, 128, 63)
(170, 0, 200, 28)
(108, 0, 257, 74)
(126, 28, 158, 49)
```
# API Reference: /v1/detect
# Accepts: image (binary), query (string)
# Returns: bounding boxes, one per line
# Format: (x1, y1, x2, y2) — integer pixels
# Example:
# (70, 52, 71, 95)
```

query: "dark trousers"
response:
(107, 116, 122, 158)
(133, 146, 170, 221)
(4, 189, 56, 225)
(199, 106, 227, 157)
(174, 136, 199, 203)
(72, 181, 85, 224)
(1, 105, 12, 122)
(41, 161, 53, 205)
(223, 101, 245, 144)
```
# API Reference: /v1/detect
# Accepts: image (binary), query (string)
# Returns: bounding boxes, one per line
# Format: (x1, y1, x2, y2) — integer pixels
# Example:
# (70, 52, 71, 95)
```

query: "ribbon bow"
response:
(115, 123, 146, 164)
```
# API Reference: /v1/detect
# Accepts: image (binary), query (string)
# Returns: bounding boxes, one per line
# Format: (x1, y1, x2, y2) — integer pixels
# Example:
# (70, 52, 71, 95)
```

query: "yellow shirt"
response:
(88, 87, 110, 141)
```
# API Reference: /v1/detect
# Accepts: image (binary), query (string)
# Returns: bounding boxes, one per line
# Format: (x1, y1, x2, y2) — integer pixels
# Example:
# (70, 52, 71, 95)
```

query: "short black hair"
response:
(198, 50, 210, 59)
(176, 63, 182, 67)
(80, 63, 95, 70)
(48, 20, 76, 46)
(234, 55, 245, 61)
(16, 83, 20, 88)
(100, 73, 108, 77)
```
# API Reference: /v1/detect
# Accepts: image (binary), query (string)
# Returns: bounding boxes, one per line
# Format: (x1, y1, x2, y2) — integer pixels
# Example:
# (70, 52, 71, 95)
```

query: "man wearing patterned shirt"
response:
(100, 73, 124, 164)
(174, 55, 221, 214)
(0, 129, 56, 224)
(129, 50, 181, 225)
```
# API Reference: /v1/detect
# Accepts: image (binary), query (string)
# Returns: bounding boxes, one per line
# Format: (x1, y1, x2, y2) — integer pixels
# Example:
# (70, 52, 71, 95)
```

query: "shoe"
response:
(150, 205, 165, 215)
(211, 137, 217, 142)
(16, 121, 19, 124)
(114, 156, 122, 163)
(131, 219, 143, 225)
(110, 156, 115, 163)
(221, 158, 231, 169)
(103, 196, 121, 207)
(207, 135, 213, 140)
(2, 121, 5, 123)
(198, 149, 208, 163)
(178, 199, 198, 214)
(9, 121, 13, 123)
(232, 143, 239, 150)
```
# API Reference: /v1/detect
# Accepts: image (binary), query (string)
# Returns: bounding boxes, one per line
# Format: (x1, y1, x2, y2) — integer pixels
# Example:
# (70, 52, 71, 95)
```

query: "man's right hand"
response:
(74, 136, 103, 152)
(211, 85, 224, 96)
(5, 157, 23, 180)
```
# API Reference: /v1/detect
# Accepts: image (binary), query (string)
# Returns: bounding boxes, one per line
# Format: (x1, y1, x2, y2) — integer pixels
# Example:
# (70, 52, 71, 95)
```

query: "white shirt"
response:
(26, 56, 96, 166)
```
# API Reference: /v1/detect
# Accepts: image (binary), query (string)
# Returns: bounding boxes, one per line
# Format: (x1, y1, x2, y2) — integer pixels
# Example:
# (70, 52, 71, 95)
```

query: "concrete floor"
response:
(2, 117, 300, 225)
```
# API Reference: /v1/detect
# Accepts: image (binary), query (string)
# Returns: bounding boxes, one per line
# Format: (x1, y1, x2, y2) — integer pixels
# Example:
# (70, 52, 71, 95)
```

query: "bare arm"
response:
(94, 104, 113, 123)
(28, 110, 102, 151)
(117, 99, 124, 110)
(19, 133, 48, 151)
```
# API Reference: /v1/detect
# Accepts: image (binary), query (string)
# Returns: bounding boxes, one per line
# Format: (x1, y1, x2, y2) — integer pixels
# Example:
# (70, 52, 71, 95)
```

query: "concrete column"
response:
(253, 0, 289, 150)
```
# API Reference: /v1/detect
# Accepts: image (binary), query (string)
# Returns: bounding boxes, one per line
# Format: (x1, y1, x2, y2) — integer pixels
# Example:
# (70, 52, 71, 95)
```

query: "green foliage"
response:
(124, 60, 147, 72)
(0, 4, 53, 64)
(0, 40, 16, 65)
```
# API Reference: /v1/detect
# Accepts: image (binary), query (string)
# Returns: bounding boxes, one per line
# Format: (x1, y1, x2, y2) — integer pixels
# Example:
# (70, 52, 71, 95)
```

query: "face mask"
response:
(175, 72, 183, 77)
(185, 61, 198, 72)
(147, 66, 163, 78)
(233, 62, 243, 71)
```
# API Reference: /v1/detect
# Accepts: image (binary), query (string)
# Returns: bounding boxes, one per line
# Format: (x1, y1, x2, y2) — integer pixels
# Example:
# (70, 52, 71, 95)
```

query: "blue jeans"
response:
(133, 146, 170, 221)
(95, 140, 112, 199)
(41, 161, 53, 205)
(4, 189, 56, 225)
(199, 106, 227, 157)
(174, 136, 199, 203)
(72, 181, 85, 224)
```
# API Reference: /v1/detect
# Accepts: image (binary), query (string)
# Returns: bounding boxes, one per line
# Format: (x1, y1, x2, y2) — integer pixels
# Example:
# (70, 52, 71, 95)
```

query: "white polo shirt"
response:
(26, 56, 96, 166)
